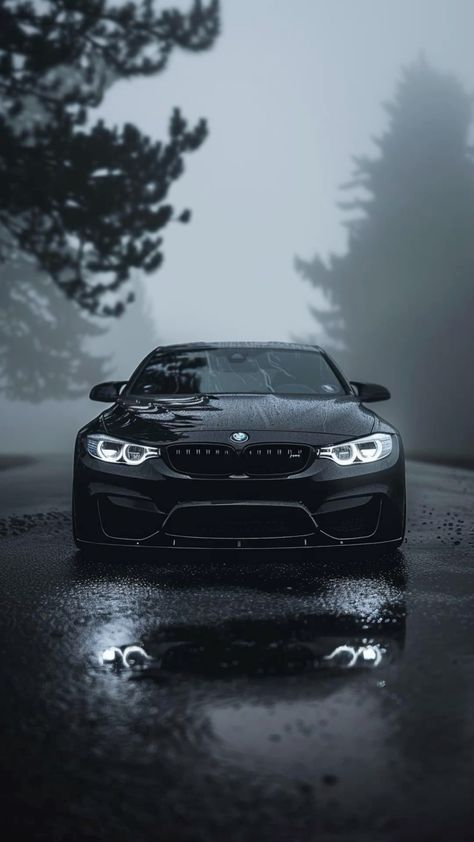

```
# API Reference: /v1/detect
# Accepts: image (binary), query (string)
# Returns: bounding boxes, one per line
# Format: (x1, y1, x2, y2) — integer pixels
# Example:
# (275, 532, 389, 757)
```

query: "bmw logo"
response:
(230, 431, 249, 443)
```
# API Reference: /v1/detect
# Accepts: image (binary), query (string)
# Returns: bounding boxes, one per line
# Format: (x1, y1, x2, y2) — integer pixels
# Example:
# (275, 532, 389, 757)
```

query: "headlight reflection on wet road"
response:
(101, 644, 152, 669)
(96, 563, 405, 679)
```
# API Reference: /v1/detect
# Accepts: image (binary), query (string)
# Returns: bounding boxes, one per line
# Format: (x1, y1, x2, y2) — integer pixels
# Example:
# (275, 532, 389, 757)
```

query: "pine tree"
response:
(0, 0, 219, 398)
(0, 258, 109, 400)
(0, 0, 219, 315)
(104, 275, 159, 381)
(296, 60, 474, 459)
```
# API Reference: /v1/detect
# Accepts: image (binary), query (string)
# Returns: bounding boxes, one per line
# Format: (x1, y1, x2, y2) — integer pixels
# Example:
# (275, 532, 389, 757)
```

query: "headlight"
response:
(86, 434, 160, 465)
(319, 433, 392, 466)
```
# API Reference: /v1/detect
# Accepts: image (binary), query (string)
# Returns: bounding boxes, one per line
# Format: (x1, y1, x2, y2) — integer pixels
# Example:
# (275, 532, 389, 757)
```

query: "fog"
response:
(1, 0, 473, 457)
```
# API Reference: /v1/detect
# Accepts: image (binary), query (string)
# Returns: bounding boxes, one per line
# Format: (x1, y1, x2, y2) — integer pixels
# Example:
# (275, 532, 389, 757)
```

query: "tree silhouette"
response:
(296, 60, 474, 460)
(0, 0, 219, 316)
(105, 274, 159, 381)
(0, 258, 109, 400)
(0, 0, 218, 400)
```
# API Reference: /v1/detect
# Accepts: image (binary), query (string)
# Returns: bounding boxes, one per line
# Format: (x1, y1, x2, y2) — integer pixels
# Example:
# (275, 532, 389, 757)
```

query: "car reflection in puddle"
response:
(99, 556, 406, 678)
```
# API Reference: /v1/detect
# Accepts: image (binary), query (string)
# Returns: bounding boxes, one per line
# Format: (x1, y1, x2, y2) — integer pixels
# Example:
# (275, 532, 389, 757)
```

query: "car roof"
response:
(148, 341, 323, 354)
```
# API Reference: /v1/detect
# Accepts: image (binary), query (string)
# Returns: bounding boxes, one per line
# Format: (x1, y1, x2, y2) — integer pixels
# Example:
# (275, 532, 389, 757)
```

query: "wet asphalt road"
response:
(0, 458, 473, 842)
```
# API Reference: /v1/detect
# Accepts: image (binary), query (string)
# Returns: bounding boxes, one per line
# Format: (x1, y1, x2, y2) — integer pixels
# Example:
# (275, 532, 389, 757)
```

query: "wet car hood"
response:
(101, 394, 376, 444)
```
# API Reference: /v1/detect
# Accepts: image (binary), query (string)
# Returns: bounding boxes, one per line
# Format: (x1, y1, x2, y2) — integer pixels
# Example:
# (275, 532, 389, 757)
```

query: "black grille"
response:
(166, 443, 314, 477)
(167, 444, 236, 476)
(242, 445, 312, 475)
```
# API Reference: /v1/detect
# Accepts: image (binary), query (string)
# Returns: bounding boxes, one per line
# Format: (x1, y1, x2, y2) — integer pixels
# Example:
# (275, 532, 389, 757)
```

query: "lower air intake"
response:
(316, 497, 382, 539)
(164, 503, 315, 539)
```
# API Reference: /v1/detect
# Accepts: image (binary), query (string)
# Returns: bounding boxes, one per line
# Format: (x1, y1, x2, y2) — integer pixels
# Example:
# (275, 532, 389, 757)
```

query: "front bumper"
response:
(73, 434, 405, 550)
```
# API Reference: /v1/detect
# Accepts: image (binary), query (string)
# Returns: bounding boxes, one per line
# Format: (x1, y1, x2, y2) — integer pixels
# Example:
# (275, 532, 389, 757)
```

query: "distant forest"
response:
(297, 60, 474, 461)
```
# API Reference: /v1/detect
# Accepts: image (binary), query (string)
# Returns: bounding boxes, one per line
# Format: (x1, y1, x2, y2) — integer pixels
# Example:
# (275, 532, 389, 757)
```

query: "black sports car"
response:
(73, 342, 405, 556)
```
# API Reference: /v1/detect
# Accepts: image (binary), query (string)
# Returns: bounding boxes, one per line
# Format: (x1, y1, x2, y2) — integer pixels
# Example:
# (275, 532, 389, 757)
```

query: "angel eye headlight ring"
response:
(86, 435, 160, 465)
(97, 439, 123, 462)
(319, 433, 392, 466)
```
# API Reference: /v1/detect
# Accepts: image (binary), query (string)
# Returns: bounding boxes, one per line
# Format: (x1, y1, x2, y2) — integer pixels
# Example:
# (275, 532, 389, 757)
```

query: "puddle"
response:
(99, 564, 406, 678)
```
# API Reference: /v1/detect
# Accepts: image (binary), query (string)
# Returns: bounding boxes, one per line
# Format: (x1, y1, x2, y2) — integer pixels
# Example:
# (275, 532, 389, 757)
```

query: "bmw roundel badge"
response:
(230, 432, 249, 443)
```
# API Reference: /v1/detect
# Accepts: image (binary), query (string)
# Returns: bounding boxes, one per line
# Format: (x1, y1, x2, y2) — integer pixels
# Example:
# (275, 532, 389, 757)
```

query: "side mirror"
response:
(89, 381, 127, 402)
(350, 381, 391, 402)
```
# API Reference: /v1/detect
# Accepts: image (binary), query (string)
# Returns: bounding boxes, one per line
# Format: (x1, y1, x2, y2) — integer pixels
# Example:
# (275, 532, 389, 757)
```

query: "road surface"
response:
(0, 457, 473, 841)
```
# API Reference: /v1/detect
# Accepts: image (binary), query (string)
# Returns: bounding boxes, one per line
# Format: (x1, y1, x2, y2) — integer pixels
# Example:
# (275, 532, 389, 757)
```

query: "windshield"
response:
(128, 347, 347, 396)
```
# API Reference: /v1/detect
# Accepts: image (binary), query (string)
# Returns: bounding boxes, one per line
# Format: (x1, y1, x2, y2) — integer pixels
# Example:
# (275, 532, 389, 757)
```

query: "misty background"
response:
(1, 0, 473, 460)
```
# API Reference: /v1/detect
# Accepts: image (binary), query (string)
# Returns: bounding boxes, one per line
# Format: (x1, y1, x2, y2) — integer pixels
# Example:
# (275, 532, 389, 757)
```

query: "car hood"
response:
(100, 394, 376, 444)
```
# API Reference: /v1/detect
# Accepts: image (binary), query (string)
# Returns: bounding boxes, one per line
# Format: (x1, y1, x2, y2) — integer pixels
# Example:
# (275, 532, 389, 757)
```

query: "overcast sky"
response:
(3, 0, 474, 451)
(100, 0, 474, 345)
